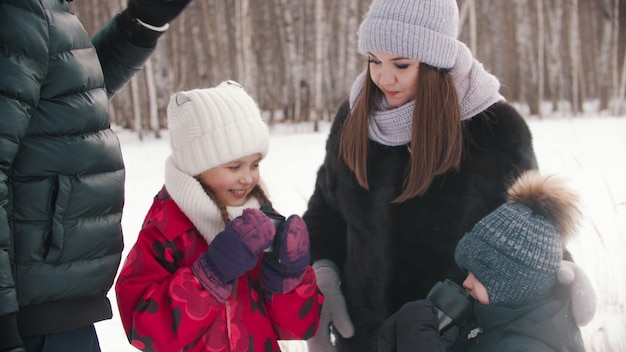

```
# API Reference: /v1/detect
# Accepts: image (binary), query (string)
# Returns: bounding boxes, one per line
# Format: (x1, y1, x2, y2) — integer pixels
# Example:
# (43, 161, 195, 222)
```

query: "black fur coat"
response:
(303, 101, 538, 352)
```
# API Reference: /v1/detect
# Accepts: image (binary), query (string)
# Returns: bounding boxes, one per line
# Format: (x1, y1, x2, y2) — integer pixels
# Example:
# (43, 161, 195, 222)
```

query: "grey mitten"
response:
(306, 259, 355, 352)
(557, 260, 597, 326)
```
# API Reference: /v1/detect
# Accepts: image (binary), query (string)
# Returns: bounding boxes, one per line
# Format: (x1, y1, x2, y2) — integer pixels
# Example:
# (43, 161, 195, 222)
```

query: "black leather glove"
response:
(127, 0, 193, 27)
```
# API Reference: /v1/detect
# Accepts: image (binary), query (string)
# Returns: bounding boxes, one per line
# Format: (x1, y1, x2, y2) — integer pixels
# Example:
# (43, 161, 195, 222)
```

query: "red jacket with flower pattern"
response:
(116, 188, 323, 352)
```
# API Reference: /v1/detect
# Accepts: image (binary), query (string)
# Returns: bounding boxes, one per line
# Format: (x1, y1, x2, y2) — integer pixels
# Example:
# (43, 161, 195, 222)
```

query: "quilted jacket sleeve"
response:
(0, 3, 49, 349)
(91, 15, 155, 98)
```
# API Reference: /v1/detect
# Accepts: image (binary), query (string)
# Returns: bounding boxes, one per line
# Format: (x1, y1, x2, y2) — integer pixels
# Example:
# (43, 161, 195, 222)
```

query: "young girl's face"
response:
(199, 153, 262, 207)
(462, 272, 490, 305)
(368, 51, 420, 108)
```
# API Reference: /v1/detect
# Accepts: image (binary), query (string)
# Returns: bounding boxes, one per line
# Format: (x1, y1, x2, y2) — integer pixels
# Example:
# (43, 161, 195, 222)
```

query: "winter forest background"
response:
(72, 0, 626, 137)
(66, 0, 626, 351)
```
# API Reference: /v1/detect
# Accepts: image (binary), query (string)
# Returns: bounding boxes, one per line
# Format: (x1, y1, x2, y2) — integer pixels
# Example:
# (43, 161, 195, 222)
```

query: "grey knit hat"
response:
(455, 171, 581, 307)
(357, 0, 459, 69)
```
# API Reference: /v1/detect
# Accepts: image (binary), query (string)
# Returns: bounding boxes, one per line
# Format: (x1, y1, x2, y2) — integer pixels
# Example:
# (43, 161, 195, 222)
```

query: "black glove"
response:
(127, 0, 193, 27)
(378, 300, 457, 352)
(116, 0, 192, 48)
(1, 347, 27, 352)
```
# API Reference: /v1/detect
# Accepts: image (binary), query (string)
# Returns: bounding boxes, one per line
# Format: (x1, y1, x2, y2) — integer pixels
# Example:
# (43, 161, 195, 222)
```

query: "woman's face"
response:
(198, 153, 262, 207)
(462, 272, 490, 305)
(368, 51, 420, 107)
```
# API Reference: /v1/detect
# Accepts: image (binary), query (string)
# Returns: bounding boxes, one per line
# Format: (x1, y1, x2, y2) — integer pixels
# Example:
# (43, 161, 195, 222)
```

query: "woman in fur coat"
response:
(304, 0, 538, 351)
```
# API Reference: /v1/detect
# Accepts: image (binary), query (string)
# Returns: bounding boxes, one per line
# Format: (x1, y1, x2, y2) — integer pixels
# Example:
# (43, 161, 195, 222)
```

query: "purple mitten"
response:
(261, 215, 311, 294)
(192, 208, 276, 302)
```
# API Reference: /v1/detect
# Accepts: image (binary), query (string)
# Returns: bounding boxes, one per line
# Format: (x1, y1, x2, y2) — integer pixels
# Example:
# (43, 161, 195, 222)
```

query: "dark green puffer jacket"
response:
(0, 0, 155, 348)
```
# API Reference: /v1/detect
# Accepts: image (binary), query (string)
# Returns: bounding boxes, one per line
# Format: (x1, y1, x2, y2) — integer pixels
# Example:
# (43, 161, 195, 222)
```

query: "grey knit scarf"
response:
(349, 42, 504, 146)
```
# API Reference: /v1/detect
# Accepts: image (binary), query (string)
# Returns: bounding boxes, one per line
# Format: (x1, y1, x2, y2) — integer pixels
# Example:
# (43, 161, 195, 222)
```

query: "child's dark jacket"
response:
(459, 300, 584, 351)
(453, 287, 585, 352)
(383, 286, 585, 352)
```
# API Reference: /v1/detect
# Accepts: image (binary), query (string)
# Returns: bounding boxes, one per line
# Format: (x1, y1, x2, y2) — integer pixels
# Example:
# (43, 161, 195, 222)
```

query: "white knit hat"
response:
(357, 0, 459, 69)
(167, 80, 270, 176)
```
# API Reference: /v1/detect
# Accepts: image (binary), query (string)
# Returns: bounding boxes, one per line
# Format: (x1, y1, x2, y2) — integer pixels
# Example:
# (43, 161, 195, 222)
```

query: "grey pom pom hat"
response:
(455, 171, 580, 307)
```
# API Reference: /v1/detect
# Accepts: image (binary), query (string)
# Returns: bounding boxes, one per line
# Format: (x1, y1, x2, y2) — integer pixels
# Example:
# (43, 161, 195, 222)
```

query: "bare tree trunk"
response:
(278, 0, 298, 121)
(458, 0, 477, 53)
(293, 1, 305, 122)
(598, 0, 615, 111)
(209, 0, 227, 81)
(189, 8, 208, 85)
(515, 0, 540, 115)
(144, 59, 161, 138)
(536, 0, 545, 118)
(569, 0, 582, 114)
(174, 14, 189, 91)
(458, 0, 469, 31)
(333, 1, 349, 105)
(345, 0, 360, 93)
(313, 0, 330, 129)
(545, 0, 564, 112)
(130, 75, 143, 139)
(610, 0, 620, 115)
(235, 0, 256, 93)
(617, 41, 626, 115)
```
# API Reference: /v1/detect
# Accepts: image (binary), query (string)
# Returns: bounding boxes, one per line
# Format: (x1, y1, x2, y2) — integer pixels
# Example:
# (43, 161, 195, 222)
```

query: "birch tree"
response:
(276, 0, 299, 122)
(598, 0, 616, 111)
(545, 0, 565, 112)
(536, 0, 545, 118)
(568, 0, 583, 114)
(515, 0, 540, 115)
(609, 0, 620, 115)
(235, 0, 256, 93)
(313, 0, 332, 128)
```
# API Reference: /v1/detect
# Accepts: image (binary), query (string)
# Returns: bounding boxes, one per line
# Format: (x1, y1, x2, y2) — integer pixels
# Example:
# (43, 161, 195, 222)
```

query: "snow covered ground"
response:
(96, 111, 626, 352)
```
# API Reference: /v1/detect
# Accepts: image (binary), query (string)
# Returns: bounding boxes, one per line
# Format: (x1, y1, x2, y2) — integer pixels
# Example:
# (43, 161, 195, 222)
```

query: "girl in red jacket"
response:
(115, 81, 323, 352)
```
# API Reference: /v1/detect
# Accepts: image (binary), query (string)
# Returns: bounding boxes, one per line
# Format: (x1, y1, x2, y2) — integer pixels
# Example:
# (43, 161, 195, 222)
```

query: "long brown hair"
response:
(339, 63, 463, 203)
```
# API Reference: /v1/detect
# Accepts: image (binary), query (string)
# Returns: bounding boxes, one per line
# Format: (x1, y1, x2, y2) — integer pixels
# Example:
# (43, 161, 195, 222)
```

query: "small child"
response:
(378, 170, 596, 352)
(115, 81, 323, 352)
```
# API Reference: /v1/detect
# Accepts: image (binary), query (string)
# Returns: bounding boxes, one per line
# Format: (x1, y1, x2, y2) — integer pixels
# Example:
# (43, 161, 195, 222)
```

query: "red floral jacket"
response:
(116, 189, 323, 352)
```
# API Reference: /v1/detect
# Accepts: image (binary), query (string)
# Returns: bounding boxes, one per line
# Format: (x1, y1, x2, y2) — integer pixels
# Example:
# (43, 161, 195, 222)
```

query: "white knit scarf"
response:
(164, 157, 262, 244)
(349, 42, 504, 146)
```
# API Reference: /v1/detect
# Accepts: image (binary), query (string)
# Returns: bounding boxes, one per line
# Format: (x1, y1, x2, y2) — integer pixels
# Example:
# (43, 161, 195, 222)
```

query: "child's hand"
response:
(191, 208, 276, 302)
(261, 215, 311, 294)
